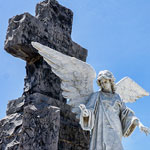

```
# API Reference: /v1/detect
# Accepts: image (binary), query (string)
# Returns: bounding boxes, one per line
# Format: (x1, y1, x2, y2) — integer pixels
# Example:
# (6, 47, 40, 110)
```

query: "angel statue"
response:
(31, 42, 150, 150)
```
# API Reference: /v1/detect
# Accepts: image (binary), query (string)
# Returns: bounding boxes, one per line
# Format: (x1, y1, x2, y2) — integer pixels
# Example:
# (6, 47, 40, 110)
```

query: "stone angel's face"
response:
(100, 79, 112, 93)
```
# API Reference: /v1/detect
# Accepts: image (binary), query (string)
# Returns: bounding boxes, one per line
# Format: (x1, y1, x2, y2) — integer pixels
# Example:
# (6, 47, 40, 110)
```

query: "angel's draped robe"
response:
(80, 91, 138, 150)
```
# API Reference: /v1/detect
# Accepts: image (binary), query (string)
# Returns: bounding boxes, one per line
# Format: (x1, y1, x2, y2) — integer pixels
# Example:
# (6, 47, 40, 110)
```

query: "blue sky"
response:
(0, 0, 150, 149)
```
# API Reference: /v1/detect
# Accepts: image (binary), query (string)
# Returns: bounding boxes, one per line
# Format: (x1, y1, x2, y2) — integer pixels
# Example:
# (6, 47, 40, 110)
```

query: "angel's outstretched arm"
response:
(120, 101, 150, 137)
(79, 103, 95, 131)
(134, 119, 150, 136)
(116, 77, 150, 136)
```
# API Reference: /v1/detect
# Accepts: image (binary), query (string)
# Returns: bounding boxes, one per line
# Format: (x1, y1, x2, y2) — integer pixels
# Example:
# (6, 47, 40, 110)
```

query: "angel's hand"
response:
(139, 125, 150, 136)
(136, 121, 150, 136)
(79, 104, 89, 117)
(79, 104, 86, 110)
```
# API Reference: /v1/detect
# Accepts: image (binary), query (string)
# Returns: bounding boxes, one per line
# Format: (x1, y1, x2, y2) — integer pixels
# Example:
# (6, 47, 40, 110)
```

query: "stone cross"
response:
(5, 0, 87, 102)
(0, 0, 90, 149)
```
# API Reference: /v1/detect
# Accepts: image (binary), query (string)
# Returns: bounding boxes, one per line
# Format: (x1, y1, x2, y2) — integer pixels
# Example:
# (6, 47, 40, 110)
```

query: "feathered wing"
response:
(116, 77, 149, 103)
(32, 42, 96, 117)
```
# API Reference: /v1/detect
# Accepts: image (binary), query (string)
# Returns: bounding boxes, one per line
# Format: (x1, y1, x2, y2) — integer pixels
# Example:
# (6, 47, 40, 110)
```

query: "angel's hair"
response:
(97, 70, 116, 93)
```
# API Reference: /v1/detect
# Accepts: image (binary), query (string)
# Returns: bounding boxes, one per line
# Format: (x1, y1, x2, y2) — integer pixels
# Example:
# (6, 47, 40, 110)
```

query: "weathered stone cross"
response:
(1, 0, 90, 149)
(5, 0, 87, 102)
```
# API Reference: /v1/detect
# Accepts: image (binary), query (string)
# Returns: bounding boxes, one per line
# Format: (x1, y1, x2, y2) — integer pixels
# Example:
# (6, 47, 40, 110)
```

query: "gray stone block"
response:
(19, 105, 60, 150)
(7, 97, 25, 115)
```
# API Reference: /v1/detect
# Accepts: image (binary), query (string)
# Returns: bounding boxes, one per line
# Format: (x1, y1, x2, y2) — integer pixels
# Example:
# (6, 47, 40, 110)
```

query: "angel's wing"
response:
(32, 42, 96, 116)
(116, 77, 149, 103)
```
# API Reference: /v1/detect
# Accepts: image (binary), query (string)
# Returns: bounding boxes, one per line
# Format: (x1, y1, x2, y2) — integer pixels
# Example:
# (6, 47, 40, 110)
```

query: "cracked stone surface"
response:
(19, 105, 60, 150)
(1, 0, 90, 149)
